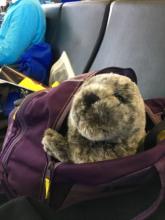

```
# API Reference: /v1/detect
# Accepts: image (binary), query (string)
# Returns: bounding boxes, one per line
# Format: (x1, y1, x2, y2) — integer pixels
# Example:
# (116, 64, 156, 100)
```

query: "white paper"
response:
(49, 51, 75, 85)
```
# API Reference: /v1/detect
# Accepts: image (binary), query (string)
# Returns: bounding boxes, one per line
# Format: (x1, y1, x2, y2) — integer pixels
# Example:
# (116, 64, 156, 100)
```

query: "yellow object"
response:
(157, 130, 165, 142)
(51, 81, 60, 88)
(45, 177, 51, 199)
(19, 78, 46, 91)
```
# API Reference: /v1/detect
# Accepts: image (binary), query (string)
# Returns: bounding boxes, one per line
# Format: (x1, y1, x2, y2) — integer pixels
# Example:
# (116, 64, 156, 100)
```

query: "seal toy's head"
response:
(69, 73, 145, 152)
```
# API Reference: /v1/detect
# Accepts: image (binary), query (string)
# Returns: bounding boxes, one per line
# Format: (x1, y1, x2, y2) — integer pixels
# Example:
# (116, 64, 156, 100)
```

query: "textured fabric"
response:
(0, 0, 46, 64)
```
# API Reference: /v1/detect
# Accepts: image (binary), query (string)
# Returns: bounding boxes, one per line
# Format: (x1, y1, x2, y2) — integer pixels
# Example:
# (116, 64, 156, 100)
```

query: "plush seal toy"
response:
(42, 73, 146, 164)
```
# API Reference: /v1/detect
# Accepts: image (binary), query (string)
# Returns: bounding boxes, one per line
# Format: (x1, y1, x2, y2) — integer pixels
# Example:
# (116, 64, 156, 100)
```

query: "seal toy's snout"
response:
(83, 93, 100, 107)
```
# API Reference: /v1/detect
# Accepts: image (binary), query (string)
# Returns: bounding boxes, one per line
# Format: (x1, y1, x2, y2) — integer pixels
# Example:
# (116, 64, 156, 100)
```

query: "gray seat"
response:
(44, 1, 110, 74)
(90, 0, 165, 99)
(43, 3, 62, 52)
(44, 0, 165, 99)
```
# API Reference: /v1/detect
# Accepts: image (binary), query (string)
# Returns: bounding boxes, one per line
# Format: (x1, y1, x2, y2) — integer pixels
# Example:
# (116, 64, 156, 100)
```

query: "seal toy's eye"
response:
(114, 92, 127, 103)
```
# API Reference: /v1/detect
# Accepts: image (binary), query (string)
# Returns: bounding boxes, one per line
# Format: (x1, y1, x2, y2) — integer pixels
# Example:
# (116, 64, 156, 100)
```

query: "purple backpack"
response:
(0, 67, 165, 220)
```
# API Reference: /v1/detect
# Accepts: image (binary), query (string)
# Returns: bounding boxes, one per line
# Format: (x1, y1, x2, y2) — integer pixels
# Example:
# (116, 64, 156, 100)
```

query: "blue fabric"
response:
(17, 42, 53, 84)
(0, 0, 46, 65)
(3, 91, 21, 117)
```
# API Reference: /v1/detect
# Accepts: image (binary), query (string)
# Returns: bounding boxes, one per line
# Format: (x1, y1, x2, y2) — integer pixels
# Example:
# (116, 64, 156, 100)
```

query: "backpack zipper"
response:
(1, 91, 47, 167)
(42, 159, 63, 201)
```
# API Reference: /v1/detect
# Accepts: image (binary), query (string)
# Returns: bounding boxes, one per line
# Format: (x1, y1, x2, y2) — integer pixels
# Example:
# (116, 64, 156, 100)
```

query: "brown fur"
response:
(42, 73, 146, 163)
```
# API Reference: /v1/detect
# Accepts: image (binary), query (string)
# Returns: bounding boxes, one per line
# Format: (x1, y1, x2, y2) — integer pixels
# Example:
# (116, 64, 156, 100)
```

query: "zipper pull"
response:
(44, 160, 63, 200)
(45, 177, 51, 200)
(44, 160, 54, 200)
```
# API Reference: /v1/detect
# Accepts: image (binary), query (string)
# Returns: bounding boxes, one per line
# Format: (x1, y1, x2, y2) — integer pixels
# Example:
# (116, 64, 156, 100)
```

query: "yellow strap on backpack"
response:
(19, 78, 46, 91)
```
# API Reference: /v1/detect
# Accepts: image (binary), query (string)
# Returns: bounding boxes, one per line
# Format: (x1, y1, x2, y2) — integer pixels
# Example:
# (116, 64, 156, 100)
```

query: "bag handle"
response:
(132, 156, 165, 220)
(145, 103, 162, 126)
(96, 67, 137, 84)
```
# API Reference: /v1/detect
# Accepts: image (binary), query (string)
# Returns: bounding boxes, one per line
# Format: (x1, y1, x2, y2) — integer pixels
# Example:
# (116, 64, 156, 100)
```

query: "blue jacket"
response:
(0, 0, 46, 65)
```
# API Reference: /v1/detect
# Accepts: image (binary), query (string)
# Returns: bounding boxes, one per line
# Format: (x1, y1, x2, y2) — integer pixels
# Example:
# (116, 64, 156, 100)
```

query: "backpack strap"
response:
(145, 98, 165, 125)
(145, 103, 162, 126)
(143, 119, 165, 150)
(144, 98, 165, 149)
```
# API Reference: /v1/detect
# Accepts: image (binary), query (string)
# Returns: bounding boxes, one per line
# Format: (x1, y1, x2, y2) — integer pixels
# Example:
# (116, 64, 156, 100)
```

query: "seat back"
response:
(43, 3, 62, 52)
(90, 0, 165, 99)
(44, 1, 110, 74)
